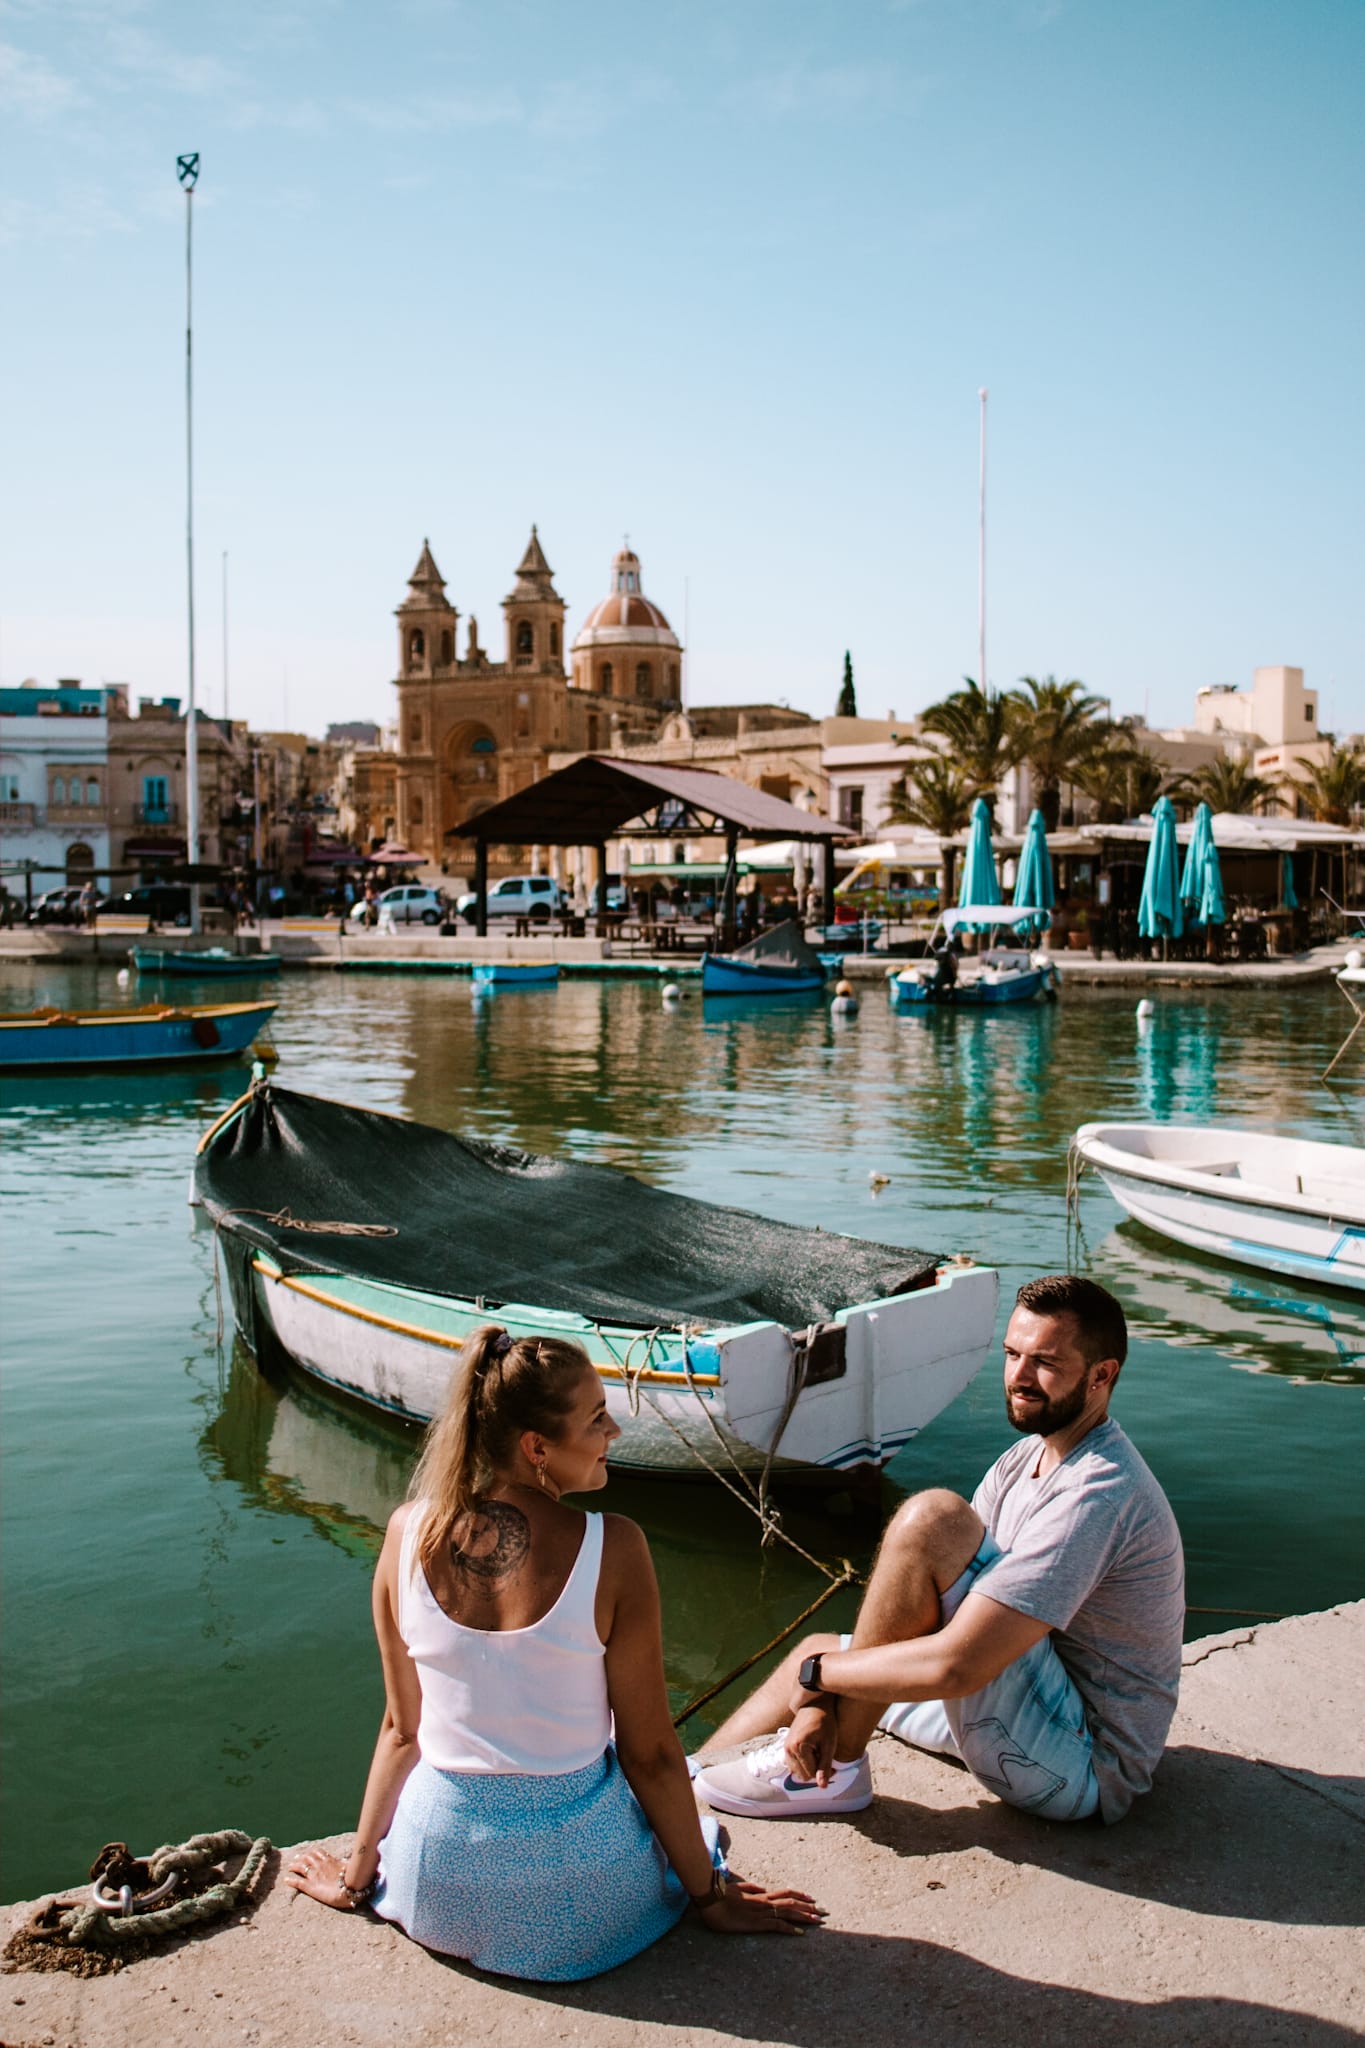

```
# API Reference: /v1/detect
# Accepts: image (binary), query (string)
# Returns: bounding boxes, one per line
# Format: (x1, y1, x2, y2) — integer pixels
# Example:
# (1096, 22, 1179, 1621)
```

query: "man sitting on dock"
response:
(692, 1275, 1184, 1826)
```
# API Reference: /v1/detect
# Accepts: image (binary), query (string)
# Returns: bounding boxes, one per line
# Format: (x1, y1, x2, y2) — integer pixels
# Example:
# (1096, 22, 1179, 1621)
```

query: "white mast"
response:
(178, 152, 201, 933)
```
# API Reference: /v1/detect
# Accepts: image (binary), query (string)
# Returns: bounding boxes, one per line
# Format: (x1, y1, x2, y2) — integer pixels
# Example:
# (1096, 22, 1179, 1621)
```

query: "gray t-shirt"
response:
(970, 1417, 1185, 1821)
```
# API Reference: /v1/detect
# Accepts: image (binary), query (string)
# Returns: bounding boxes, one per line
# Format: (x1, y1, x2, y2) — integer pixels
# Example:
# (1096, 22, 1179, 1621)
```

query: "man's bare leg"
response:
(701, 1490, 984, 1762)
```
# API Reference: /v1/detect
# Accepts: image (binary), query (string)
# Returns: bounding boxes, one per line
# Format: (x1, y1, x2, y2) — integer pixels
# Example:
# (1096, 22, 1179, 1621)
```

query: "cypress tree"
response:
(836, 651, 857, 717)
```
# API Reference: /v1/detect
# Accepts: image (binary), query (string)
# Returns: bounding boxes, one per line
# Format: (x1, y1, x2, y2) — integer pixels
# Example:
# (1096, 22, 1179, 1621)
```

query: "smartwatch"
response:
(797, 1651, 826, 1693)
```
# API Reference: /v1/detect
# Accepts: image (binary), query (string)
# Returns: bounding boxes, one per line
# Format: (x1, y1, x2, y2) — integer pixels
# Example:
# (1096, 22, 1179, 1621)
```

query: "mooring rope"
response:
(670, 1567, 859, 1729)
(36, 1831, 271, 1952)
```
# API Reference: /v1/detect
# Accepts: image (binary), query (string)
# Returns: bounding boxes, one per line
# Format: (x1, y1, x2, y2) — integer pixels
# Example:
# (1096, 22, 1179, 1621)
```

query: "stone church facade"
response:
(391, 530, 682, 867)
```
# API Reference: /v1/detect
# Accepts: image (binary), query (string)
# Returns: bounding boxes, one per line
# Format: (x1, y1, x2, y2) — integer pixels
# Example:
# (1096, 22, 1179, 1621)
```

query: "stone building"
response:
(390, 531, 682, 867)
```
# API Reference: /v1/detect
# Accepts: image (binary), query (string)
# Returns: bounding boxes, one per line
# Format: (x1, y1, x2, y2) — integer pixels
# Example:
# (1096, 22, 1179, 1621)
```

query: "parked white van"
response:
(455, 875, 568, 924)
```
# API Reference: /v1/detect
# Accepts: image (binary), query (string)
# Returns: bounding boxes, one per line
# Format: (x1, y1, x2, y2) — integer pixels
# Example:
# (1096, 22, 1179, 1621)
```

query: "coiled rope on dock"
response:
(4, 1831, 272, 1977)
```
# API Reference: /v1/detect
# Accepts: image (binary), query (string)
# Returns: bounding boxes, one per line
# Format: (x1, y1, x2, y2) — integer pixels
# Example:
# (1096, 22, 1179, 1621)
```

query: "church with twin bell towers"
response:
(391, 529, 682, 865)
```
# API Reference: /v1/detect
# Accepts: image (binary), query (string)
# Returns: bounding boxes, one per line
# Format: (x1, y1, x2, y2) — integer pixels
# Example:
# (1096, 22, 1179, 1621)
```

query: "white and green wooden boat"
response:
(194, 1080, 997, 1481)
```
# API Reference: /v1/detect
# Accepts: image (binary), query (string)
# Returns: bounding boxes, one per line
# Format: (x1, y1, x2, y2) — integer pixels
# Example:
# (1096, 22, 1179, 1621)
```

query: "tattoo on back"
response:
(450, 1498, 530, 1584)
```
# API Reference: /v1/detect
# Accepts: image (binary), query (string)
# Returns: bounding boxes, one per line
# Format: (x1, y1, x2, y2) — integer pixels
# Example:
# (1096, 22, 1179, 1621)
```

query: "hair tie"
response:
(490, 1330, 513, 1358)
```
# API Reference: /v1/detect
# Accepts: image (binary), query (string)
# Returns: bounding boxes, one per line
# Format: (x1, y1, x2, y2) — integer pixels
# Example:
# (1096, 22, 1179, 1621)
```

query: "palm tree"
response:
(885, 757, 974, 904)
(915, 678, 1017, 812)
(1008, 675, 1108, 831)
(1070, 728, 1169, 823)
(1175, 754, 1279, 816)
(1293, 743, 1365, 826)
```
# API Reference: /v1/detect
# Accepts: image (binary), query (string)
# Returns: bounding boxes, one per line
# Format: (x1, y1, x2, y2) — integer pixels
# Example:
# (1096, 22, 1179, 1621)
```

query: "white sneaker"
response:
(692, 1730, 872, 1819)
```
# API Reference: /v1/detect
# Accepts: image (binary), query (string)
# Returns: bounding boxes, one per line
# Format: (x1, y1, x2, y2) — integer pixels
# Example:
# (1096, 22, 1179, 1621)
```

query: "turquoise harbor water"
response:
(2, 959, 1363, 1901)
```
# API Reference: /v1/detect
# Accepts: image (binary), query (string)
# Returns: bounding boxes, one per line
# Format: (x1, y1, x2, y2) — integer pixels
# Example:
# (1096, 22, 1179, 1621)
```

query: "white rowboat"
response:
(1073, 1122, 1365, 1295)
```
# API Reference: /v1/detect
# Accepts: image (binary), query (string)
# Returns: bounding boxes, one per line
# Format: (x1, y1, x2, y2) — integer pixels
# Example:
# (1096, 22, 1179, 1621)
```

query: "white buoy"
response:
(1346, 948, 1364, 973)
(1136, 998, 1154, 1018)
(661, 982, 682, 1004)
(116, 967, 130, 987)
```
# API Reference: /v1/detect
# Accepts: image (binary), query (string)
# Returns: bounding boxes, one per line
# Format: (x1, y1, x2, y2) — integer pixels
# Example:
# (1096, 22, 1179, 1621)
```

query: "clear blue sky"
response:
(2, 0, 1361, 738)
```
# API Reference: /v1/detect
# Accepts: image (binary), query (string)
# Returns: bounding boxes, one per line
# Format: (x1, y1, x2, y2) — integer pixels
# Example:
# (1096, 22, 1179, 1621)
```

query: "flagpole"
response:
(977, 386, 988, 699)
(178, 151, 202, 933)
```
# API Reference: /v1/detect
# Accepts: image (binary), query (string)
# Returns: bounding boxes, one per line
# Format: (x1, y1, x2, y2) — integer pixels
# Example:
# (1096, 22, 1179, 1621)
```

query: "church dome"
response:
(572, 546, 679, 650)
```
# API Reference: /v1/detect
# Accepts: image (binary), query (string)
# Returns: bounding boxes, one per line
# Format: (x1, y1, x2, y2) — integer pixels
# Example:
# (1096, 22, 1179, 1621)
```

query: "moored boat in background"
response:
(702, 920, 827, 998)
(0, 1000, 278, 1072)
(889, 907, 1060, 1008)
(132, 946, 281, 979)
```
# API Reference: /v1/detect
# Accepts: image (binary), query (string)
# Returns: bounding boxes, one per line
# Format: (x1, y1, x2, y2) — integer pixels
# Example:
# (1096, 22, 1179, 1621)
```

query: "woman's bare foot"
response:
(283, 1847, 361, 1910)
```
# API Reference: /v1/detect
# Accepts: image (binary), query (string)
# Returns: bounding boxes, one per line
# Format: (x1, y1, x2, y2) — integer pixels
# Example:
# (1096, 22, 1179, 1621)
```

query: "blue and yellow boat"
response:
(0, 1000, 278, 1072)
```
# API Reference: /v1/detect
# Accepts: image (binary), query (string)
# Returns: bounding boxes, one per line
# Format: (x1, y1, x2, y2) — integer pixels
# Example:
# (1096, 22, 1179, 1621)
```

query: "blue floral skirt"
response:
(373, 1746, 720, 1981)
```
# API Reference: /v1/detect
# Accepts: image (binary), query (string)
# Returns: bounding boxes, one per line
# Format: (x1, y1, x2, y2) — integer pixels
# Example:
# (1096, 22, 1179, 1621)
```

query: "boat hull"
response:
(471, 963, 559, 987)
(132, 947, 281, 979)
(1075, 1122, 1365, 1296)
(701, 954, 825, 997)
(0, 1001, 278, 1072)
(216, 1250, 998, 1478)
(890, 966, 1050, 1006)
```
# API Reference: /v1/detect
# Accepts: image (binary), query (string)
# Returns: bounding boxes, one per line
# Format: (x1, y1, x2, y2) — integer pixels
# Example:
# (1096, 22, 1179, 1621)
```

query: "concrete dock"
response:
(4, 1602, 1361, 2048)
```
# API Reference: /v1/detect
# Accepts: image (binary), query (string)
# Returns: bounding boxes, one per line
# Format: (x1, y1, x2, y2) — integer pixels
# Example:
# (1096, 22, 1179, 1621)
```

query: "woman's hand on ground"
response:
(699, 1874, 827, 1936)
(282, 1847, 364, 1910)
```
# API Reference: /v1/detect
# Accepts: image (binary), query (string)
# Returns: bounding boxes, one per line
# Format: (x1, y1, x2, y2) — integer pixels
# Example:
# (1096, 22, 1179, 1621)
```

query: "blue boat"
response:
(470, 962, 559, 989)
(702, 920, 827, 998)
(132, 946, 282, 979)
(0, 1000, 279, 1072)
(888, 906, 1060, 1009)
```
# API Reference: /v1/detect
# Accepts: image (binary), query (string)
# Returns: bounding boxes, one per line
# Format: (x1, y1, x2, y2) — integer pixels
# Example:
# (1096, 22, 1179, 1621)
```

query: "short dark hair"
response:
(1014, 1275, 1127, 1368)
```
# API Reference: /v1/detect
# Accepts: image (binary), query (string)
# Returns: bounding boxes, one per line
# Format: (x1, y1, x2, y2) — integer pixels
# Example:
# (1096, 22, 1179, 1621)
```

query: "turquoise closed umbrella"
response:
(957, 797, 1002, 920)
(1281, 852, 1298, 910)
(1138, 796, 1183, 947)
(1012, 808, 1055, 931)
(1179, 802, 1225, 926)
(1198, 826, 1226, 926)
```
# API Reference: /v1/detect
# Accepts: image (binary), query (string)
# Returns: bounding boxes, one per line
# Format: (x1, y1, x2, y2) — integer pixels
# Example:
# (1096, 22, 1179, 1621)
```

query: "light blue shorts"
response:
(845, 1532, 1100, 1822)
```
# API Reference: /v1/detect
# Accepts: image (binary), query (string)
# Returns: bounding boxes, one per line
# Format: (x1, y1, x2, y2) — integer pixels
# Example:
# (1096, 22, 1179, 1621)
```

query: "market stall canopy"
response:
(448, 756, 852, 848)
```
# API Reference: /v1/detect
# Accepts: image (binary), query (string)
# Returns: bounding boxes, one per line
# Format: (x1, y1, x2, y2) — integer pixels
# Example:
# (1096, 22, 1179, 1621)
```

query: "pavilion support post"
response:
(722, 827, 739, 950)
(821, 836, 835, 934)
(474, 838, 488, 937)
(593, 840, 607, 936)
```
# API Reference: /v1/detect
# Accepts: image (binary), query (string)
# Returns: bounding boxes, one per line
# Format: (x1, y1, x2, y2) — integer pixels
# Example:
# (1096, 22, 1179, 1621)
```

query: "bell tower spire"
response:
(502, 525, 567, 673)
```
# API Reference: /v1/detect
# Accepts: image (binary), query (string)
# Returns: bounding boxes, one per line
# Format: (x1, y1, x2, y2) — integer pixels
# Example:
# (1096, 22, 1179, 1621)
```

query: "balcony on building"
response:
(0, 801, 38, 829)
(135, 800, 181, 825)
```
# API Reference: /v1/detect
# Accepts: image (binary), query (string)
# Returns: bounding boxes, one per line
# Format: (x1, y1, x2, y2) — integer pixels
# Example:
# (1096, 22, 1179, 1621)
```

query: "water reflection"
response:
(0, 1065, 247, 1127)
(1090, 1226, 1365, 1384)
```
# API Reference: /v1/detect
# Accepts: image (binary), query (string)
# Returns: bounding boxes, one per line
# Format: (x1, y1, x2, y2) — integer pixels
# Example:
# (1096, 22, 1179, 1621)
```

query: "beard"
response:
(1005, 1375, 1092, 1437)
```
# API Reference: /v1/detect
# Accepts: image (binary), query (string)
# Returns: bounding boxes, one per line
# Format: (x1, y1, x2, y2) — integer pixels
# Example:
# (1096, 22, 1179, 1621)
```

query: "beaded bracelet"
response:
(336, 1868, 378, 1906)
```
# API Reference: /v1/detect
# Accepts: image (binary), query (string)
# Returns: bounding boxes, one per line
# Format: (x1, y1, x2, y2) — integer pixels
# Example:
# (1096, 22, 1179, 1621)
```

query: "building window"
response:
(471, 735, 497, 755)
(409, 629, 425, 664)
(440, 629, 453, 666)
(635, 663, 652, 697)
(51, 775, 67, 804)
(86, 778, 100, 804)
(549, 624, 560, 657)
(587, 714, 599, 750)
(411, 715, 423, 746)
(839, 787, 864, 833)
(143, 774, 170, 819)
(411, 794, 424, 826)
(516, 620, 533, 656)
(600, 663, 613, 696)
(1305, 703, 1314, 723)
(0, 776, 18, 802)
(515, 692, 531, 738)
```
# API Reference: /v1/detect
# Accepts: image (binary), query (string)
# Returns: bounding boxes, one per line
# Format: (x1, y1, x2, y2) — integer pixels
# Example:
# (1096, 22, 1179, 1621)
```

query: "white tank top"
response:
(397, 1502, 610, 1775)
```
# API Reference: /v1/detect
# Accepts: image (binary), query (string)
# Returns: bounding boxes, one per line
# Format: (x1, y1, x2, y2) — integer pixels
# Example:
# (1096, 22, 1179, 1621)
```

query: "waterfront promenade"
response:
(4, 1602, 1360, 2047)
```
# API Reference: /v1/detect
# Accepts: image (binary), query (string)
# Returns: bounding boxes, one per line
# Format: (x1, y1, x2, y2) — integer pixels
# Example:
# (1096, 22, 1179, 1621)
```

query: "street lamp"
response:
(177, 150, 202, 933)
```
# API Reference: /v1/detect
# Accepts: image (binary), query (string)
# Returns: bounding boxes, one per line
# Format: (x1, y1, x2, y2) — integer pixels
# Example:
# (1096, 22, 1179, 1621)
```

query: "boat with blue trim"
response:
(0, 1000, 278, 1072)
(132, 946, 281, 979)
(470, 961, 560, 988)
(889, 906, 1060, 1007)
(194, 1079, 997, 1479)
(1072, 1122, 1365, 1296)
(702, 920, 827, 999)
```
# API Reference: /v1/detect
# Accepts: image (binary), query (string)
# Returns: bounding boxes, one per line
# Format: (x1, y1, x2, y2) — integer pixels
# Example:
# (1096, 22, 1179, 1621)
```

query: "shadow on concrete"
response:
(522, 1933, 1361, 2048)
(857, 1739, 1365, 1926)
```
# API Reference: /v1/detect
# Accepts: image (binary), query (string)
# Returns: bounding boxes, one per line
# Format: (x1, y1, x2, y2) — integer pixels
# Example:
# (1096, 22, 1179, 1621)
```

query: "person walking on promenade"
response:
(693, 1275, 1184, 1827)
(286, 1327, 823, 1979)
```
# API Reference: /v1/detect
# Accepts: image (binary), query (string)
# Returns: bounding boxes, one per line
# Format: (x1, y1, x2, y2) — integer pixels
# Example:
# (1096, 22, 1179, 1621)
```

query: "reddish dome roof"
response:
(571, 545, 679, 651)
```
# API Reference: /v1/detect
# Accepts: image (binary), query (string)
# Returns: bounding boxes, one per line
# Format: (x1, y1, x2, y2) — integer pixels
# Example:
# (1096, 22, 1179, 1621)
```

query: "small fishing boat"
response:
(889, 907, 1060, 1008)
(195, 1080, 998, 1480)
(132, 946, 282, 979)
(702, 920, 827, 998)
(0, 1000, 277, 1073)
(470, 961, 559, 988)
(1072, 1122, 1365, 1295)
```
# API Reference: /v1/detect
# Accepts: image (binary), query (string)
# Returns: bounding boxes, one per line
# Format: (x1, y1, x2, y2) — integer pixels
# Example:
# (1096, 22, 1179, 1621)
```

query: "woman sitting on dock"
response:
(285, 1325, 823, 1979)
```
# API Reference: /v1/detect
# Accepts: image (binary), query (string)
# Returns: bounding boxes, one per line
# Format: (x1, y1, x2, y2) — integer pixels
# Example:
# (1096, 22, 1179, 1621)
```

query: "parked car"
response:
(26, 885, 86, 926)
(455, 875, 568, 924)
(98, 883, 193, 927)
(348, 884, 447, 928)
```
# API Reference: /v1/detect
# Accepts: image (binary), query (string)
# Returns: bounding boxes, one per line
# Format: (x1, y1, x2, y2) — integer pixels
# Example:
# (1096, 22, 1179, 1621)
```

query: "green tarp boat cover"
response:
(196, 1084, 940, 1332)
